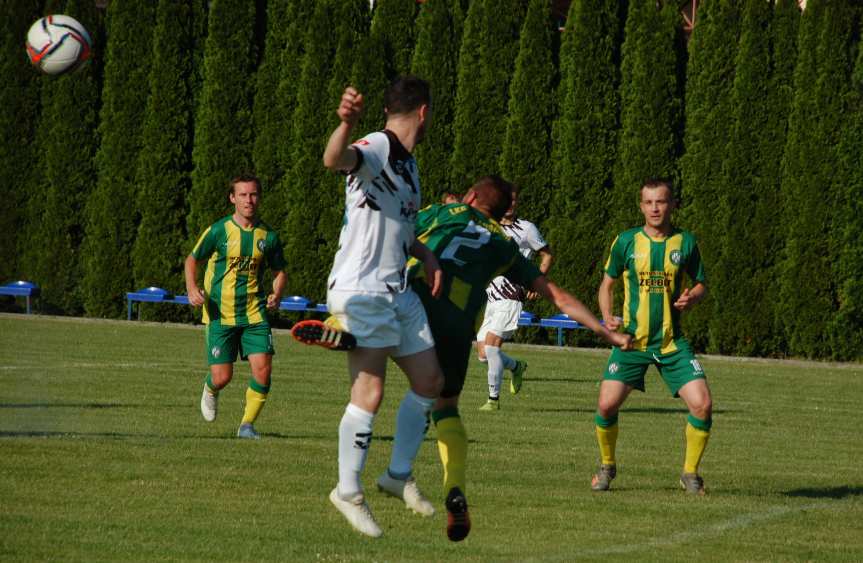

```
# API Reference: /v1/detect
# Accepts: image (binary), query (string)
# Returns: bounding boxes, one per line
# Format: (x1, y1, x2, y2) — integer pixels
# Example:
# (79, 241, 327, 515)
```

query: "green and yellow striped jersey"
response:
(191, 216, 286, 326)
(604, 227, 706, 353)
(408, 203, 542, 329)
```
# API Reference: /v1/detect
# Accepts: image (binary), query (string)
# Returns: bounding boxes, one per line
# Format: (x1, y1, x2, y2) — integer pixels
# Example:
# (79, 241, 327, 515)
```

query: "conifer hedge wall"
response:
(3, 0, 862, 360)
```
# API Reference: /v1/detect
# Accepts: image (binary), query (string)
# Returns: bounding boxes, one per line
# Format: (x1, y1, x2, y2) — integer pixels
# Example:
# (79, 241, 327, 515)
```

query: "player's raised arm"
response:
(532, 276, 632, 350)
(323, 87, 364, 173)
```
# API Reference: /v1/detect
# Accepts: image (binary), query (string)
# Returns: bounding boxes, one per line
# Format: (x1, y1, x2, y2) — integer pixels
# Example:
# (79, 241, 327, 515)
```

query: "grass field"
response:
(1, 314, 862, 562)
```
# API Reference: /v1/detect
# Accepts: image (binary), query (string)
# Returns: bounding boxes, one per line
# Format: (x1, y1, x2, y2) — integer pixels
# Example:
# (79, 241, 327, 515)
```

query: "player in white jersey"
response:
(315, 76, 445, 539)
(476, 188, 554, 410)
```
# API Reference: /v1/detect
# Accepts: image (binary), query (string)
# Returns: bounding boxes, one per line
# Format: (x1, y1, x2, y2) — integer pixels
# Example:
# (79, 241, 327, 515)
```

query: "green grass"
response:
(1, 314, 862, 562)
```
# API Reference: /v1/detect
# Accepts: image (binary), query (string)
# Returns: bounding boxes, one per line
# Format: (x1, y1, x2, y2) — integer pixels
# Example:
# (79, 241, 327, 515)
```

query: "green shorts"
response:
(416, 284, 473, 399)
(205, 321, 274, 365)
(602, 340, 705, 397)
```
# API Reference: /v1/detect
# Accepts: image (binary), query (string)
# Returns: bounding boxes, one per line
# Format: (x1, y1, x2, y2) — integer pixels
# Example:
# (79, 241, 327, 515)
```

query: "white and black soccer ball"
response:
(25, 15, 92, 76)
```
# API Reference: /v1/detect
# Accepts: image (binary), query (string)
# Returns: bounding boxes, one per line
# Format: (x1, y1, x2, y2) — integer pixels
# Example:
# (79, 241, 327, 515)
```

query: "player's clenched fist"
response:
(337, 87, 364, 126)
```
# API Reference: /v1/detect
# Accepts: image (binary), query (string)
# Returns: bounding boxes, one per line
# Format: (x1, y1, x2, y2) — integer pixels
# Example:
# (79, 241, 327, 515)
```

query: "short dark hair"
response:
(640, 177, 674, 198)
(228, 173, 262, 200)
(383, 75, 431, 116)
(469, 175, 513, 221)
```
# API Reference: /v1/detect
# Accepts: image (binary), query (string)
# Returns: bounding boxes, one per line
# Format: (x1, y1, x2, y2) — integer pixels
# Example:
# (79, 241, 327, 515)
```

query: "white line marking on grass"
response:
(571, 502, 842, 558)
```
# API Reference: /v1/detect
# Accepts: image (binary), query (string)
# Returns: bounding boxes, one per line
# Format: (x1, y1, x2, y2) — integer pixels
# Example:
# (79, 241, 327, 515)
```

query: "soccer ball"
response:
(25, 15, 92, 75)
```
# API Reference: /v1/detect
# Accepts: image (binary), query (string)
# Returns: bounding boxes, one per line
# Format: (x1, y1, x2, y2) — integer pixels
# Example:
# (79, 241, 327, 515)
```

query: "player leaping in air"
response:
(297, 175, 632, 542)
(295, 77, 445, 539)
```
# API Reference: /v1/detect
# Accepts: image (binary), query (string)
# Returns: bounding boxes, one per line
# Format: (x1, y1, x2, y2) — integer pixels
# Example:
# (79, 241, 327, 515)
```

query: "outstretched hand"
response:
(337, 87, 364, 126)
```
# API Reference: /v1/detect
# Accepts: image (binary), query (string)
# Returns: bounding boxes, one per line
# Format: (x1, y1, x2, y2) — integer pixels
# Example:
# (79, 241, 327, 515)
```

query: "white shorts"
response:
(326, 289, 435, 357)
(476, 299, 523, 342)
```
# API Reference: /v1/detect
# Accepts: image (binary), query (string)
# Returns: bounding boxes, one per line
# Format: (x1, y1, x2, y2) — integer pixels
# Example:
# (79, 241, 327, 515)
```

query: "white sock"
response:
(388, 390, 435, 479)
(486, 345, 504, 399)
(338, 403, 375, 498)
(500, 349, 517, 370)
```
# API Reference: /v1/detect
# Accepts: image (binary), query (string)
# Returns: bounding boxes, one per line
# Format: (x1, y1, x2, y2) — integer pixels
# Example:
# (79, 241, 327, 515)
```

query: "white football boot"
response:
(376, 472, 435, 517)
(200, 384, 218, 422)
(329, 488, 383, 538)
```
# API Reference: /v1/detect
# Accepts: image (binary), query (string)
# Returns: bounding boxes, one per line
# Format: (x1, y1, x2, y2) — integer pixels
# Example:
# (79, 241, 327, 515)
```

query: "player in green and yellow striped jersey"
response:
(184, 174, 287, 440)
(591, 178, 713, 495)
(408, 176, 632, 540)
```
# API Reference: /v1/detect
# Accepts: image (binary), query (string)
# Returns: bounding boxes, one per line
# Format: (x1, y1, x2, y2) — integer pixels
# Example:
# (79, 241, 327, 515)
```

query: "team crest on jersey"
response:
(257, 239, 266, 252)
(608, 362, 619, 375)
(393, 160, 405, 175)
(211, 346, 221, 359)
(670, 250, 682, 265)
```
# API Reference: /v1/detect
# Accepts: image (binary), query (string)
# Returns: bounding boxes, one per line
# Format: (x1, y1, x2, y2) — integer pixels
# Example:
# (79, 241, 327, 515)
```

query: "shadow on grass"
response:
(521, 377, 597, 383)
(784, 486, 863, 499)
(370, 435, 479, 444)
(0, 402, 146, 409)
(0, 430, 156, 438)
(532, 407, 729, 415)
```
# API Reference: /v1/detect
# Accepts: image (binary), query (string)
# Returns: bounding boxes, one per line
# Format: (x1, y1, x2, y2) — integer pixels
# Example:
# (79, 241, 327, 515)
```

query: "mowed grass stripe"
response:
(1, 315, 861, 561)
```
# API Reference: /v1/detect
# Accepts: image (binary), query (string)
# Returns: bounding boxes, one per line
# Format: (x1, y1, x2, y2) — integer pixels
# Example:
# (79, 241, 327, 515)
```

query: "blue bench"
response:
(126, 287, 327, 320)
(518, 310, 540, 327)
(0, 281, 40, 314)
(540, 313, 585, 346)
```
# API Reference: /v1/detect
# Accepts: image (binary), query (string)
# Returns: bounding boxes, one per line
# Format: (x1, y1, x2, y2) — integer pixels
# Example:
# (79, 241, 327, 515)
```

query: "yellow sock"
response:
(684, 422, 710, 474)
(596, 424, 619, 466)
(241, 387, 267, 425)
(436, 415, 468, 493)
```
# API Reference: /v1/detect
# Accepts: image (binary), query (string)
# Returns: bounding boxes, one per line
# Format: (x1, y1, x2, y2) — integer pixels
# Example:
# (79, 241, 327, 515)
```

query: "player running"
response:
(298, 176, 632, 541)
(590, 178, 713, 495)
(185, 174, 287, 440)
(476, 186, 553, 410)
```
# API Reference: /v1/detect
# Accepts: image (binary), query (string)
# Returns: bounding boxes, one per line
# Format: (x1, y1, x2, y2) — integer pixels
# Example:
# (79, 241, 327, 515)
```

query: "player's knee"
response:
(596, 397, 621, 419)
(415, 369, 443, 398)
(688, 395, 712, 420)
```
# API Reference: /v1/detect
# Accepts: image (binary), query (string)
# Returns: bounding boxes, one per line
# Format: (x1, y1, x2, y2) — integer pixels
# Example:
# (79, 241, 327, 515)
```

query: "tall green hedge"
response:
(132, 0, 204, 321)
(251, 0, 294, 200)
(450, 0, 527, 190)
(707, 0, 772, 355)
(778, 0, 854, 358)
(317, 0, 372, 282)
(19, 0, 102, 314)
(264, 1, 313, 230)
(411, 0, 465, 201)
(187, 0, 257, 239)
(547, 0, 620, 326)
(499, 0, 557, 222)
(830, 36, 863, 360)
(352, 0, 418, 136)
(0, 0, 42, 287)
(280, 0, 339, 301)
(81, 1, 155, 318)
(612, 0, 682, 233)
(678, 0, 740, 350)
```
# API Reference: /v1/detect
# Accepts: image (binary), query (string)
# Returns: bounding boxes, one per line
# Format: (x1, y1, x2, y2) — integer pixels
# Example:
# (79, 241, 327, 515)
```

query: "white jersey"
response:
(327, 130, 421, 294)
(486, 218, 548, 303)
